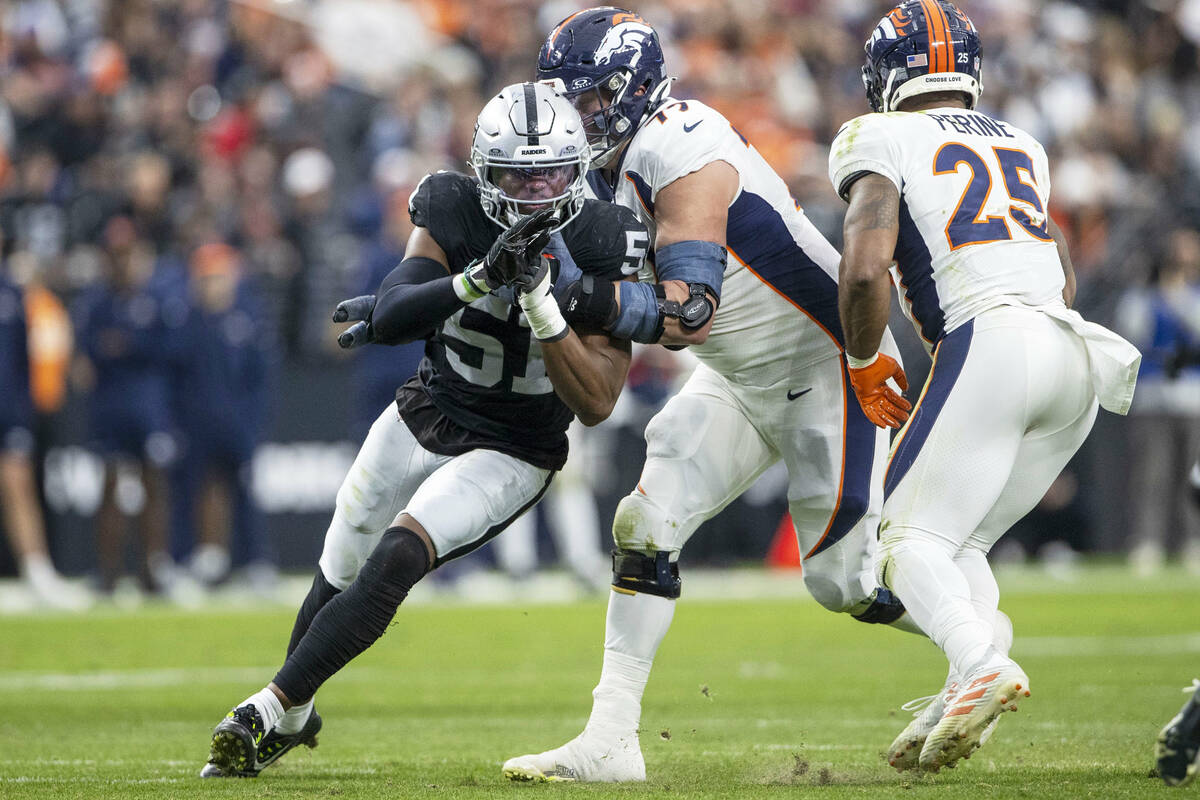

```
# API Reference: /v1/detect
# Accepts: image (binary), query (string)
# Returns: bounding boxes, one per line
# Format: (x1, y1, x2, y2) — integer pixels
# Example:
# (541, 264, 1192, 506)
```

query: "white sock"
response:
(586, 589, 675, 735)
(241, 688, 285, 731)
(954, 548, 999, 647)
(274, 699, 313, 735)
(886, 534, 993, 678)
(20, 553, 60, 587)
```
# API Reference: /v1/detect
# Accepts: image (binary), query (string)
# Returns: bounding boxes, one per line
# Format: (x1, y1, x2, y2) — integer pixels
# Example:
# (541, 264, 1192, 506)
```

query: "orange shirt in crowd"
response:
(24, 285, 72, 415)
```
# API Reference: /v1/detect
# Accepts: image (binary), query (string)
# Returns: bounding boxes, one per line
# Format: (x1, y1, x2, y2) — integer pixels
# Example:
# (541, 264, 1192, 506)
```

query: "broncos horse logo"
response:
(887, 6, 915, 34)
(594, 19, 655, 68)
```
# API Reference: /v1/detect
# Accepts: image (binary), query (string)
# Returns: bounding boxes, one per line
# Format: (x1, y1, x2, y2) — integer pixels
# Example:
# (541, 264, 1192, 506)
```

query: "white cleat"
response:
(888, 672, 958, 771)
(502, 727, 646, 783)
(919, 657, 1030, 772)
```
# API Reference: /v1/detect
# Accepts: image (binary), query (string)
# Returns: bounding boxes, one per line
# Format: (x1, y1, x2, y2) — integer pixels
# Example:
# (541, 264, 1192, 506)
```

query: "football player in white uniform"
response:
(504, 7, 922, 783)
(829, 0, 1141, 772)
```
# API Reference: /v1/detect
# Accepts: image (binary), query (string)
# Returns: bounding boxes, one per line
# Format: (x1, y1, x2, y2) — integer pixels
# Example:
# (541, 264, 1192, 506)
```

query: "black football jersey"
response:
(397, 171, 649, 470)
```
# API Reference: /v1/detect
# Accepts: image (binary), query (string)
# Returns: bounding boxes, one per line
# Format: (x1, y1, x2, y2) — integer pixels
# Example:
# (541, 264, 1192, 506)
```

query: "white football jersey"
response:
(829, 108, 1065, 348)
(589, 98, 846, 386)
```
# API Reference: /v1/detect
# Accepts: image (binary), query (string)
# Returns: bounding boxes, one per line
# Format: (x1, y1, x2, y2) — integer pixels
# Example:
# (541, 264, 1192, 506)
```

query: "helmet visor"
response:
(489, 163, 579, 216)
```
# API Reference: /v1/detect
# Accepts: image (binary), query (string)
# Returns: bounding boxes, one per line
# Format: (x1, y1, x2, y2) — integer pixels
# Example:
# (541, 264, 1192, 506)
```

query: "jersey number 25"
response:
(934, 144, 1054, 250)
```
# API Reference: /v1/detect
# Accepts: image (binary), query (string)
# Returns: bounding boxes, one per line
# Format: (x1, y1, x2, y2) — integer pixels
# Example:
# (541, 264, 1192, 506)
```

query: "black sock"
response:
(273, 527, 430, 704)
(286, 571, 341, 657)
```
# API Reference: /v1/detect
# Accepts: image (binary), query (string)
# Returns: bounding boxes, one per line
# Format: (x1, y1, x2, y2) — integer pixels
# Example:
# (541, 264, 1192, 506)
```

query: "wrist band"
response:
(846, 352, 880, 370)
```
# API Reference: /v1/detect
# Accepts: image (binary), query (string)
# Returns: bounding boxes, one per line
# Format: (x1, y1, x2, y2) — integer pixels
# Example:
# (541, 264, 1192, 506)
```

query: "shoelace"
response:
(900, 682, 958, 718)
(900, 694, 938, 716)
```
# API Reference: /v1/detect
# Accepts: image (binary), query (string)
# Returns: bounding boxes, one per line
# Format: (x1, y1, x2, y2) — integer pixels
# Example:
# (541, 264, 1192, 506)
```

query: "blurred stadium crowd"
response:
(0, 0, 1198, 607)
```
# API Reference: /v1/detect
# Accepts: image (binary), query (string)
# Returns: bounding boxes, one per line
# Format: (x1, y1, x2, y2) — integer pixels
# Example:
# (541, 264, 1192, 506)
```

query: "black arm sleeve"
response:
(369, 256, 463, 345)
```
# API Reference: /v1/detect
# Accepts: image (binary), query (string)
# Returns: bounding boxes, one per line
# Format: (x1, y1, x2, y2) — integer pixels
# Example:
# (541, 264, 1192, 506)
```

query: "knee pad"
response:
(803, 571, 857, 613)
(611, 490, 675, 552)
(612, 549, 681, 598)
(365, 527, 432, 596)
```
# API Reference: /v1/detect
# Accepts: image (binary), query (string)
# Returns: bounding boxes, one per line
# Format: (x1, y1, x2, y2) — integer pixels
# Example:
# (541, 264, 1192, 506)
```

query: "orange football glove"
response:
(847, 353, 912, 429)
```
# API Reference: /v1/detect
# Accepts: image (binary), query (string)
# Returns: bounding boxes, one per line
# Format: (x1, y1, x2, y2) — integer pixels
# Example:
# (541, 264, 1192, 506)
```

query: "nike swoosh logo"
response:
(786, 388, 811, 401)
(683, 120, 703, 133)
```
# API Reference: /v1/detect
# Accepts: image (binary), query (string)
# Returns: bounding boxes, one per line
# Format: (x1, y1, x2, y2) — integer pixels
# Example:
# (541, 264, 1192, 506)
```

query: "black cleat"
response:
(201, 708, 323, 778)
(1157, 681, 1200, 787)
(208, 704, 267, 777)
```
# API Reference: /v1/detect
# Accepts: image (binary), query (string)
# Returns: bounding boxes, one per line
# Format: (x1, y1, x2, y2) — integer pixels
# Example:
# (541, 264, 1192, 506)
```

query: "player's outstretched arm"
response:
(335, 227, 457, 348)
(839, 173, 911, 429)
(1047, 217, 1076, 308)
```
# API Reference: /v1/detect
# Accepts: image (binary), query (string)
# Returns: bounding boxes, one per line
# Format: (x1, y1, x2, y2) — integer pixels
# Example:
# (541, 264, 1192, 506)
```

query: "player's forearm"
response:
(838, 259, 893, 360)
(371, 257, 461, 344)
(839, 174, 900, 358)
(540, 333, 630, 426)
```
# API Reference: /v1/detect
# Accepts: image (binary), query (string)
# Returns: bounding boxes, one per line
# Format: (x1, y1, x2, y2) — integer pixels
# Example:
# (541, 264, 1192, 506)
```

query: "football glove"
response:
(515, 254, 568, 341)
(333, 294, 376, 349)
(847, 352, 912, 429)
(456, 207, 557, 301)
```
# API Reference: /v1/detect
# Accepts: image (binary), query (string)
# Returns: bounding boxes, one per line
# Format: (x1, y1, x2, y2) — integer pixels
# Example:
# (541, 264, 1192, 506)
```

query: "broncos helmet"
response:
(470, 82, 590, 232)
(537, 7, 672, 168)
(862, 1, 983, 113)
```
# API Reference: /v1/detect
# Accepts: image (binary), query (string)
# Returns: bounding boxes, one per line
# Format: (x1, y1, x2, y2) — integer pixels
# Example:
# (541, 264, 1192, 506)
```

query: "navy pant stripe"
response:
(807, 357, 879, 558)
(883, 319, 975, 500)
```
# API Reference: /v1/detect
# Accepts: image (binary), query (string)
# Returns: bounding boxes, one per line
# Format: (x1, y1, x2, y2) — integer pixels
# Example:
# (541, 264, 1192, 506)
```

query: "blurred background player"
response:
(505, 8, 918, 784)
(831, 0, 1140, 773)
(73, 215, 182, 599)
(168, 242, 276, 590)
(202, 83, 644, 778)
(0, 230, 88, 610)
(1114, 226, 1200, 575)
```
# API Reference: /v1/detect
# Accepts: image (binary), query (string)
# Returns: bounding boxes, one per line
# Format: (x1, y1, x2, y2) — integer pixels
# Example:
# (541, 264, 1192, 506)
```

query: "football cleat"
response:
(1156, 679, 1200, 787)
(208, 704, 267, 777)
(502, 727, 645, 783)
(889, 672, 958, 771)
(919, 657, 1030, 772)
(200, 709, 323, 778)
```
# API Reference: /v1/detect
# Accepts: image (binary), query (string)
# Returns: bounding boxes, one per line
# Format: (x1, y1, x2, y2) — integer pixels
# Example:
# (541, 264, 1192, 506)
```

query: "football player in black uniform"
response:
(202, 82, 648, 778)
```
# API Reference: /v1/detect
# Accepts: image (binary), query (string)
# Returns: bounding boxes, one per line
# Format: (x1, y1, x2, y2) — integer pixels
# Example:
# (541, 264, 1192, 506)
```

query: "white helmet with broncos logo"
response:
(470, 82, 590, 233)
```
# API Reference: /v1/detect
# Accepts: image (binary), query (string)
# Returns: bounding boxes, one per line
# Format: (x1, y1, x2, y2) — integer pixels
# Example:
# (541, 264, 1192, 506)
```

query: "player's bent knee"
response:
(611, 491, 672, 552)
(802, 570, 858, 613)
(612, 549, 681, 598)
(370, 526, 434, 583)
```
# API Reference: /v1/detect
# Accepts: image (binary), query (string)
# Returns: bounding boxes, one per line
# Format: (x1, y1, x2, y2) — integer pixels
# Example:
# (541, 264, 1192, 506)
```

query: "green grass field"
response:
(0, 564, 1197, 799)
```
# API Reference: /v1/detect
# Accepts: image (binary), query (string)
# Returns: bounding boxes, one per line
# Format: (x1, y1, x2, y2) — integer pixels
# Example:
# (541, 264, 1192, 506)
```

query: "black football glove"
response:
(461, 206, 558, 295)
(333, 294, 377, 349)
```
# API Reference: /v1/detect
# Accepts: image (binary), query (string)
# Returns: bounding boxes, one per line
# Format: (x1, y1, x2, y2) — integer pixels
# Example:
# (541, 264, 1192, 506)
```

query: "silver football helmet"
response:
(470, 82, 590, 233)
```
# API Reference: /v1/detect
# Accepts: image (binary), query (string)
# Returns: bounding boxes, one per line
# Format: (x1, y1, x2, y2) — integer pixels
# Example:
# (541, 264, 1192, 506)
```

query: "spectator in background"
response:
(73, 216, 181, 598)
(1115, 226, 1200, 574)
(0, 237, 89, 610)
(169, 243, 276, 590)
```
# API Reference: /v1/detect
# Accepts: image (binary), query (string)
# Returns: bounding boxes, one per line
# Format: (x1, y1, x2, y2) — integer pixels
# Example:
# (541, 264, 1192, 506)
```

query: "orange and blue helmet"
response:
(537, 7, 671, 167)
(862, 1, 983, 113)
